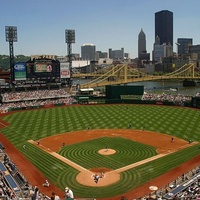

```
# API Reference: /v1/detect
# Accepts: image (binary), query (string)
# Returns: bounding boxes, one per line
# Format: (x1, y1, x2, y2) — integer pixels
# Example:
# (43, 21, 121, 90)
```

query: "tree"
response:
(0, 54, 30, 70)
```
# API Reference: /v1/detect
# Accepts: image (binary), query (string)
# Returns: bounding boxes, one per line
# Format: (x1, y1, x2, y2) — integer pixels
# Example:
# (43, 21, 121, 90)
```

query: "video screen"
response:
(26, 60, 60, 79)
(34, 63, 53, 73)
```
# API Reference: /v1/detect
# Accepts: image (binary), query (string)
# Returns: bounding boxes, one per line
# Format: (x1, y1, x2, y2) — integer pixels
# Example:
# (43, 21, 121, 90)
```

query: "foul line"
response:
(28, 140, 92, 174)
(0, 121, 8, 128)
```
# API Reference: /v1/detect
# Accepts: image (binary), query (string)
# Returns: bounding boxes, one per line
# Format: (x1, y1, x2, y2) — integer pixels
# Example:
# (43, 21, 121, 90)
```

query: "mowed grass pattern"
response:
(1, 105, 200, 198)
(59, 137, 157, 169)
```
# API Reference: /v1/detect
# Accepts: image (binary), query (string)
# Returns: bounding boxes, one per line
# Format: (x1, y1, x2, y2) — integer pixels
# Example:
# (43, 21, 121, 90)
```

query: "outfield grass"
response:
(1, 105, 200, 198)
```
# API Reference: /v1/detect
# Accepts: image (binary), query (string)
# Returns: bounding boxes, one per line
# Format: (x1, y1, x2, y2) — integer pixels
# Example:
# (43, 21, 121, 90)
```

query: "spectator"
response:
(42, 180, 50, 187)
(65, 187, 74, 199)
(32, 186, 39, 200)
(51, 192, 60, 200)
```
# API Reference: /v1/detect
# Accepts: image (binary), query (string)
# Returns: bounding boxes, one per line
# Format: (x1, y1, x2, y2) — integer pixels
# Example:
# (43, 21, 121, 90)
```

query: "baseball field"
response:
(1, 104, 200, 199)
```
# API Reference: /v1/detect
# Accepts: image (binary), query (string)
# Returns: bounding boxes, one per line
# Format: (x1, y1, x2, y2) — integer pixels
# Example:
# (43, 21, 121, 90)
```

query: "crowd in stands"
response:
(195, 92, 200, 97)
(0, 149, 51, 199)
(2, 89, 70, 103)
(0, 89, 77, 113)
(142, 92, 192, 105)
(138, 166, 200, 200)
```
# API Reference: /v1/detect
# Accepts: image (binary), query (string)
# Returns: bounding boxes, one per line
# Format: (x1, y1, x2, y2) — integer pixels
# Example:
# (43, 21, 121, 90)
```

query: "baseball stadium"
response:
(0, 58, 200, 200)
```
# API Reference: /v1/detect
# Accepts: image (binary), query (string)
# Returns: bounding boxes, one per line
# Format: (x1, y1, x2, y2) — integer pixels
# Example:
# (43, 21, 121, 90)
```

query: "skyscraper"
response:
(109, 48, 124, 60)
(138, 29, 146, 59)
(138, 29, 150, 63)
(81, 43, 96, 60)
(177, 38, 193, 55)
(155, 10, 173, 47)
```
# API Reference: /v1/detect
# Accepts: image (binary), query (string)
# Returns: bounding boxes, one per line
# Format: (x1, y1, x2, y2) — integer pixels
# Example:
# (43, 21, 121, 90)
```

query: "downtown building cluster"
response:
(66, 10, 199, 74)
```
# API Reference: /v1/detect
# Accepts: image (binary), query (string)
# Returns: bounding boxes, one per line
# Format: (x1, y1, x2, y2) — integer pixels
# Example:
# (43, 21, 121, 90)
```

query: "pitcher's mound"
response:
(98, 148, 116, 155)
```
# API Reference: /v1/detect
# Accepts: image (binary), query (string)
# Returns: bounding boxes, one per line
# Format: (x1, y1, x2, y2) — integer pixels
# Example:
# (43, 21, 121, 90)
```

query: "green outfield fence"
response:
(6, 98, 192, 112)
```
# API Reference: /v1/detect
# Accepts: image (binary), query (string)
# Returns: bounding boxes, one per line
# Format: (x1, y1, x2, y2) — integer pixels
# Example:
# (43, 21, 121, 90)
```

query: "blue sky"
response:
(0, 0, 199, 59)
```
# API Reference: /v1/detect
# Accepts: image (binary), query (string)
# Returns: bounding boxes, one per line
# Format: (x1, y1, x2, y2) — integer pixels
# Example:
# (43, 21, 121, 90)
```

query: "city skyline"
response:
(0, 0, 200, 59)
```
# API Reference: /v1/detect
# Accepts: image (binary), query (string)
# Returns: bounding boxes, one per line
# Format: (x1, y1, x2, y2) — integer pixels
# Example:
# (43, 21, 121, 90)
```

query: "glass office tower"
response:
(155, 10, 173, 47)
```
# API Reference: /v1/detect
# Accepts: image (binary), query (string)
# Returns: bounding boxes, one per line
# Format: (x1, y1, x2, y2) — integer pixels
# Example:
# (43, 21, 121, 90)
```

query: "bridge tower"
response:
(192, 63, 195, 78)
(124, 64, 127, 82)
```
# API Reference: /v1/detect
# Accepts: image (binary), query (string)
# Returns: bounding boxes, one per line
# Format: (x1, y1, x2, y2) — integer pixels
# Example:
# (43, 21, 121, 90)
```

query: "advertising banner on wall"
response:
(60, 62, 70, 78)
(14, 62, 26, 80)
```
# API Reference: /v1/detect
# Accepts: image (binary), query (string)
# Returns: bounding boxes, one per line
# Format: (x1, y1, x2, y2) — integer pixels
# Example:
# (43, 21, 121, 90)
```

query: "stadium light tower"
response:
(65, 29, 75, 86)
(5, 26, 18, 86)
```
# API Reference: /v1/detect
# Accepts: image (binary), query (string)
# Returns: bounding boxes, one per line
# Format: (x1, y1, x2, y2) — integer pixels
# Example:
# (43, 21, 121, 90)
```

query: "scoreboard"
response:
(26, 59, 60, 80)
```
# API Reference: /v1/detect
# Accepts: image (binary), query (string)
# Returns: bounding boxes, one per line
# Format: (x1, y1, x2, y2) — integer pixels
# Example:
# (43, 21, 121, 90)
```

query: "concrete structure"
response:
(98, 58, 113, 65)
(71, 60, 90, 68)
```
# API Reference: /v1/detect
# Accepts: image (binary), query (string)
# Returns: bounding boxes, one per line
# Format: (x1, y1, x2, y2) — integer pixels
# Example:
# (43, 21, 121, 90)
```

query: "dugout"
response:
(105, 85, 144, 99)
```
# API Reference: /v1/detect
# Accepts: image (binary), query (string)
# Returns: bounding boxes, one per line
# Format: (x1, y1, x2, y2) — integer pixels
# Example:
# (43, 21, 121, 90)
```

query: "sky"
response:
(0, 0, 200, 59)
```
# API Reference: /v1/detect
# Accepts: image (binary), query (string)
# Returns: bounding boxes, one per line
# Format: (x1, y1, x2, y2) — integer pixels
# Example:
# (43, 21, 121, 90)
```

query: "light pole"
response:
(65, 29, 75, 87)
(5, 26, 17, 88)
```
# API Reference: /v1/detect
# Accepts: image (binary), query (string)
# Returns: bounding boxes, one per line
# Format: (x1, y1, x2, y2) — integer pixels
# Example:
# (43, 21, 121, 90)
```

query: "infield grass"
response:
(59, 137, 157, 169)
(1, 105, 200, 198)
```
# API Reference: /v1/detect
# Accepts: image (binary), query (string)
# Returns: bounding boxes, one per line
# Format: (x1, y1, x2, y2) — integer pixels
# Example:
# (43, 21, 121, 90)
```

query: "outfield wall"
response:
(106, 85, 144, 99)
(6, 99, 192, 113)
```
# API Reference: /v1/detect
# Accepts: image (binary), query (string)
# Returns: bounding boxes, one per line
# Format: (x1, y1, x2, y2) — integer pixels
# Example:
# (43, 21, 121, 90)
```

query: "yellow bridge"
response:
(72, 63, 200, 88)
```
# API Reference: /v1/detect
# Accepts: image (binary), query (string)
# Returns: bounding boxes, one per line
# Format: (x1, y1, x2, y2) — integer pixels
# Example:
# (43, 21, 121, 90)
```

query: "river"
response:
(72, 78, 200, 96)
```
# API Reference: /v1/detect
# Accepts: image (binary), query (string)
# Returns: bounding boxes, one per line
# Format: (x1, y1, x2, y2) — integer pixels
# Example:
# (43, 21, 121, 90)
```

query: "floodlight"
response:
(5, 26, 17, 42)
(65, 29, 75, 43)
